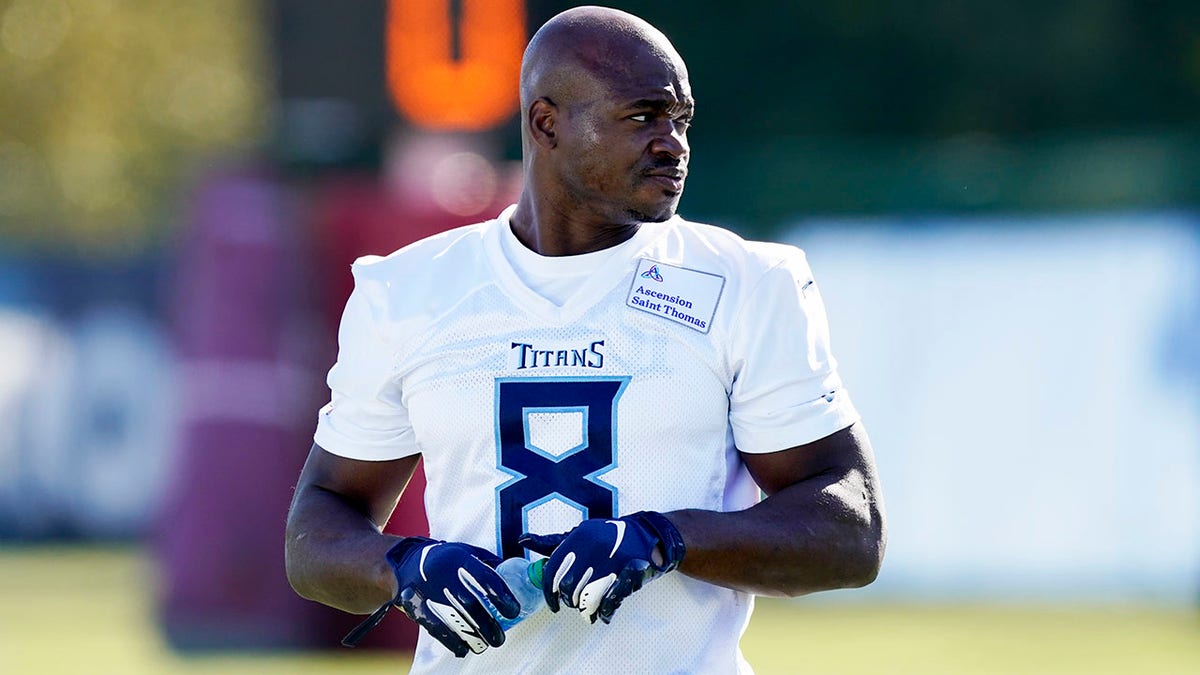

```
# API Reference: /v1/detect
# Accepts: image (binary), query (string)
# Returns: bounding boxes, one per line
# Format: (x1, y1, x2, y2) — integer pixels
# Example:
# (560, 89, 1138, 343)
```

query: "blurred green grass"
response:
(1, 546, 1198, 674)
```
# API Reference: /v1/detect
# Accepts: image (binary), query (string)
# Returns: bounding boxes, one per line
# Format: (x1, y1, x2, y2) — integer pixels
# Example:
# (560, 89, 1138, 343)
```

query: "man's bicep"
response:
(740, 422, 876, 496)
(296, 443, 422, 527)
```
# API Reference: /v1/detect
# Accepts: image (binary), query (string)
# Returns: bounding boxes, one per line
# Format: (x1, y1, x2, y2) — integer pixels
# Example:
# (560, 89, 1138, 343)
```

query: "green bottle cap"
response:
(527, 558, 546, 587)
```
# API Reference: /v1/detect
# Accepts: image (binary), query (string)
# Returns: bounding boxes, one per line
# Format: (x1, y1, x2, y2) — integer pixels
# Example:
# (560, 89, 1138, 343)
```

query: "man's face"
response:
(555, 57, 694, 224)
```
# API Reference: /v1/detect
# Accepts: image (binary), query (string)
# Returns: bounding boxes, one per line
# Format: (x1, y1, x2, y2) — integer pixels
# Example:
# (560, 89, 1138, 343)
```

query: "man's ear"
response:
(528, 97, 558, 149)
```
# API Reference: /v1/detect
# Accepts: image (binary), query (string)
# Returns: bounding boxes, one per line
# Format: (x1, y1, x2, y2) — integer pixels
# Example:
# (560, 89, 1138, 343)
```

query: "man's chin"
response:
(628, 198, 680, 223)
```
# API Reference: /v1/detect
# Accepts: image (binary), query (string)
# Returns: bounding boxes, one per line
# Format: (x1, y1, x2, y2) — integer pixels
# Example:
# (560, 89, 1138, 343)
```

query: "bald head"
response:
(520, 7, 686, 115)
(512, 7, 693, 233)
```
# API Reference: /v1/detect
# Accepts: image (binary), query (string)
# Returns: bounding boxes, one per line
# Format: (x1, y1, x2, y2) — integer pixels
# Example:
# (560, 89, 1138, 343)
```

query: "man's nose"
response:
(650, 123, 688, 160)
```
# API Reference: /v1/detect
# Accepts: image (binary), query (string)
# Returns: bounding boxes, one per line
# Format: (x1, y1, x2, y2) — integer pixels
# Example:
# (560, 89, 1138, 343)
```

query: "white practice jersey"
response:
(314, 205, 860, 674)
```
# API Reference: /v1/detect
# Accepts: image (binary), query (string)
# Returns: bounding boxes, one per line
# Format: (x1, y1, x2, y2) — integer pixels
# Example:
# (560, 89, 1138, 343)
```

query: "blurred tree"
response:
(0, 0, 269, 257)
(593, 0, 1200, 138)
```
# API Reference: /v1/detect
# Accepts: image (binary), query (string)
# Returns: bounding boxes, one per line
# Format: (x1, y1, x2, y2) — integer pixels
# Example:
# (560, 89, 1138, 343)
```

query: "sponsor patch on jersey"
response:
(626, 259, 724, 333)
(640, 264, 664, 282)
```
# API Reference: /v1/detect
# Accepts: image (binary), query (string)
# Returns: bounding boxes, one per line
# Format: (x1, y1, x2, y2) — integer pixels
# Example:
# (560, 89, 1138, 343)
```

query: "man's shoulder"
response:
(345, 218, 498, 331)
(353, 220, 491, 274)
(665, 216, 808, 278)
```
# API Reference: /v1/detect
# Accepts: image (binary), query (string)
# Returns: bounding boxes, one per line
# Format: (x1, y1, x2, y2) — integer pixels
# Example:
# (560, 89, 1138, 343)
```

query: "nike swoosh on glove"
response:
(342, 537, 520, 657)
(518, 511, 685, 624)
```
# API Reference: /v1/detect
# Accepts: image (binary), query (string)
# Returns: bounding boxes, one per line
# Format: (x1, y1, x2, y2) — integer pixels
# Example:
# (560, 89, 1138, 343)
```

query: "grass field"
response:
(1, 546, 1198, 674)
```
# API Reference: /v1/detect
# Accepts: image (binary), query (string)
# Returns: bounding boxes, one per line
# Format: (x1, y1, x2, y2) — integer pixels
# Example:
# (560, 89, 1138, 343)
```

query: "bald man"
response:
(286, 7, 885, 673)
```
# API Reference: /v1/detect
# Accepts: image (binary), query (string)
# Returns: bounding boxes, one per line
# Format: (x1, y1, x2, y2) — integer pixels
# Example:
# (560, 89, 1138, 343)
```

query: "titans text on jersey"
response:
(510, 340, 605, 370)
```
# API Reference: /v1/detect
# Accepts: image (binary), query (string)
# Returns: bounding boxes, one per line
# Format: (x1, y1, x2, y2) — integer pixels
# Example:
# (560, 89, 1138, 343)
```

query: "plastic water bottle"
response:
(485, 557, 546, 630)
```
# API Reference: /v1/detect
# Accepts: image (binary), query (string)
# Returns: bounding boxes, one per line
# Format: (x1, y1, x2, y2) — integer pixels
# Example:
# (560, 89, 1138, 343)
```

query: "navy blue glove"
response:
(342, 537, 520, 657)
(518, 511, 685, 624)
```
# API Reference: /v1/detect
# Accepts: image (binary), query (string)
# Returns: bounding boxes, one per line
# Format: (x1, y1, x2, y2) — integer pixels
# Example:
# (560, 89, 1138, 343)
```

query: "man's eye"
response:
(629, 113, 650, 122)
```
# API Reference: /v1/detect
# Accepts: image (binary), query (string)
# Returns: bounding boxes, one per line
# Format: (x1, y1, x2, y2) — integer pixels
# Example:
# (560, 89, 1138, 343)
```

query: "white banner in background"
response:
(0, 306, 176, 538)
(788, 212, 1200, 602)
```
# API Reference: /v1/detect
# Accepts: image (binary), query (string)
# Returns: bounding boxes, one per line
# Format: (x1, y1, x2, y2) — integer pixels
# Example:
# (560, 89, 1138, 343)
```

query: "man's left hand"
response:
(518, 511, 685, 624)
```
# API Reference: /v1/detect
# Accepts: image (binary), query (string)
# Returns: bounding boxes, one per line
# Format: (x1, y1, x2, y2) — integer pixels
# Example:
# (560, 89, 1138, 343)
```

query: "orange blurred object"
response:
(386, 0, 525, 131)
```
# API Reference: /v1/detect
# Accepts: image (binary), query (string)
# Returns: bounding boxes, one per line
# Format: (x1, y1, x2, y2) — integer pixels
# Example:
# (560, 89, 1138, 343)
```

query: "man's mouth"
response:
(643, 168, 686, 193)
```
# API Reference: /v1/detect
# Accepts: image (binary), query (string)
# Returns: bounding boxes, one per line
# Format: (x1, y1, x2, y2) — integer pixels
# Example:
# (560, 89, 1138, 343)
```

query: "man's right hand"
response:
(349, 537, 521, 657)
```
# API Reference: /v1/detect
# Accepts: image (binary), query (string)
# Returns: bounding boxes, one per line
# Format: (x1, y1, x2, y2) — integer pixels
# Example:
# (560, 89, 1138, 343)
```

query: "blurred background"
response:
(0, 1, 1198, 673)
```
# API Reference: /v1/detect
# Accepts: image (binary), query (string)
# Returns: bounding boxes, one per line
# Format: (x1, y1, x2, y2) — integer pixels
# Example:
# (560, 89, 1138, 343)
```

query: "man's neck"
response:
(509, 195, 641, 257)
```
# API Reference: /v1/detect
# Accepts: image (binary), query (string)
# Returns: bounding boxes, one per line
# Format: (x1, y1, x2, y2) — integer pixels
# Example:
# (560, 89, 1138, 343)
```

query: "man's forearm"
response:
(665, 467, 885, 597)
(284, 484, 402, 614)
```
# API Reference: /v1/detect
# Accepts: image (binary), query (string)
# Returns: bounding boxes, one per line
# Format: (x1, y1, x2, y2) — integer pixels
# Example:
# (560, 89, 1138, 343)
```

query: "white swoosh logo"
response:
(608, 520, 626, 558)
(418, 544, 437, 582)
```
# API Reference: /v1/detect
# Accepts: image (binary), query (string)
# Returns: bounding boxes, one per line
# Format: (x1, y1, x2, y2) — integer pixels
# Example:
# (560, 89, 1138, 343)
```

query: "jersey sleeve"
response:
(727, 247, 860, 454)
(313, 263, 421, 461)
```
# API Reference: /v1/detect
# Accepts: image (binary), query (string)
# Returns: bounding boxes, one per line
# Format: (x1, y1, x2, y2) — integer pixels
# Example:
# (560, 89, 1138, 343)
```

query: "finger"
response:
(518, 532, 567, 557)
(570, 566, 595, 610)
(400, 588, 472, 657)
(426, 597, 488, 655)
(418, 617, 471, 657)
(597, 565, 642, 624)
(451, 568, 507, 648)
(625, 559, 650, 595)
(537, 552, 561, 612)
(549, 551, 580, 610)
(464, 560, 521, 620)
(577, 571, 618, 622)
(597, 595, 623, 625)
(420, 619, 471, 657)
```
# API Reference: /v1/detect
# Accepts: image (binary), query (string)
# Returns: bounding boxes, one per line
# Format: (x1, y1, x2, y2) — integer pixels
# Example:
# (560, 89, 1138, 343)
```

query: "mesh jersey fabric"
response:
(314, 205, 860, 674)
(495, 207, 633, 307)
